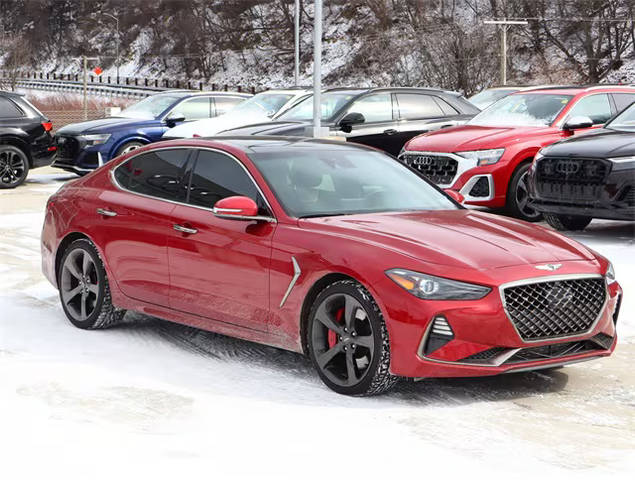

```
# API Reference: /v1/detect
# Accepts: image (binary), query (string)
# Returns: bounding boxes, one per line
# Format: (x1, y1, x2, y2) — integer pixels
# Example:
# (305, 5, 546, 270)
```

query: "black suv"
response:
(0, 91, 55, 188)
(219, 88, 479, 156)
(528, 102, 635, 230)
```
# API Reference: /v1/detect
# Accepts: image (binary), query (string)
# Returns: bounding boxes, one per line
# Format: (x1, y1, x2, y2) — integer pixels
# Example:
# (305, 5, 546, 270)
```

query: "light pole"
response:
(294, 0, 300, 86)
(103, 12, 120, 82)
(483, 19, 528, 85)
(311, 0, 324, 138)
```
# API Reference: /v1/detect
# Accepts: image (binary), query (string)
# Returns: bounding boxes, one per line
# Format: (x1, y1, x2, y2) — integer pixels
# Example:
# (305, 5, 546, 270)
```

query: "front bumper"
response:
(51, 135, 110, 173)
(376, 268, 621, 379)
(528, 157, 635, 221)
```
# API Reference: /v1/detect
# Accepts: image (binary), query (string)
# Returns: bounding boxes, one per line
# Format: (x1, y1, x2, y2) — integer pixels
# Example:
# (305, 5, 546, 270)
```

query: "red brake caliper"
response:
(328, 308, 344, 348)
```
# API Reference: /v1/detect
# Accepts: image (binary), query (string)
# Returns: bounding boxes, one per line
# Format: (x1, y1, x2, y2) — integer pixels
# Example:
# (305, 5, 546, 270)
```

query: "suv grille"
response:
(400, 153, 458, 185)
(56, 136, 80, 160)
(502, 277, 606, 341)
(535, 157, 610, 201)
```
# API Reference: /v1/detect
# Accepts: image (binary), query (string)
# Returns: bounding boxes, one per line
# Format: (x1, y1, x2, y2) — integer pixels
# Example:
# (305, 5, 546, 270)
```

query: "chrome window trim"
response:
(109, 145, 277, 223)
(398, 150, 478, 188)
(499, 273, 608, 344)
(279, 257, 301, 308)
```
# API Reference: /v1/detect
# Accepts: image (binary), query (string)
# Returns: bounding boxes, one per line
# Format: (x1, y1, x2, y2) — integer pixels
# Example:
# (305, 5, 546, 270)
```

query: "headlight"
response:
(607, 155, 635, 171)
(386, 269, 491, 300)
(534, 149, 545, 161)
(606, 262, 616, 284)
(456, 148, 505, 166)
(79, 134, 111, 146)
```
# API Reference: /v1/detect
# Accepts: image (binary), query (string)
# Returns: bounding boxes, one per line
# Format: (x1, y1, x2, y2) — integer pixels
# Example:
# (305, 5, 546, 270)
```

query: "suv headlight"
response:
(607, 155, 635, 170)
(456, 148, 505, 166)
(79, 134, 111, 146)
(534, 149, 545, 161)
(606, 262, 616, 284)
(386, 269, 491, 300)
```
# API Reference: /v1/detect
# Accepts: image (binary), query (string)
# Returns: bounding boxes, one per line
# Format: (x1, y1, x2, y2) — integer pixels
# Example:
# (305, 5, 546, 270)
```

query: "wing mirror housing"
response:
(338, 112, 365, 133)
(562, 115, 593, 131)
(444, 189, 465, 204)
(166, 113, 186, 127)
(213, 196, 274, 222)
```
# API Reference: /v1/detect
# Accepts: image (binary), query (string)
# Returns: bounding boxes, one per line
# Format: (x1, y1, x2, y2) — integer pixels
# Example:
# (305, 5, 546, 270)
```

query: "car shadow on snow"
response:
(118, 312, 570, 406)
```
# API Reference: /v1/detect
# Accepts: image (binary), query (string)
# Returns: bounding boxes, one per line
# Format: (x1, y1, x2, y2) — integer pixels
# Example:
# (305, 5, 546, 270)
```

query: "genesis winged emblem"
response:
(535, 263, 562, 272)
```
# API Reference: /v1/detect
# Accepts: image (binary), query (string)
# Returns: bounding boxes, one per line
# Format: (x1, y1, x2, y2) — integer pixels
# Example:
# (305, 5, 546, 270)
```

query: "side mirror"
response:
(444, 189, 465, 204)
(338, 112, 365, 133)
(213, 196, 259, 220)
(166, 112, 186, 127)
(562, 115, 593, 131)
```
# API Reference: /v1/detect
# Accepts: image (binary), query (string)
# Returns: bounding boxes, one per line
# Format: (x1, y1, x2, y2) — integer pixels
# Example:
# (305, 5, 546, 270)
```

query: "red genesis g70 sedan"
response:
(41, 137, 622, 395)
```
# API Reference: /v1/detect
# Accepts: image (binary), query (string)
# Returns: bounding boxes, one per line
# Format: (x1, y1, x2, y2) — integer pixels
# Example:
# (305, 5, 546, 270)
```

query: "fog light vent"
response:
(424, 316, 454, 355)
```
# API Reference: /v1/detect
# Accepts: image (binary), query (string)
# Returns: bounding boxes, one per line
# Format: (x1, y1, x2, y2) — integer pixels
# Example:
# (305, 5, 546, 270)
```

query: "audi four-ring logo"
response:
(556, 160, 580, 174)
(412, 156, 435, 166)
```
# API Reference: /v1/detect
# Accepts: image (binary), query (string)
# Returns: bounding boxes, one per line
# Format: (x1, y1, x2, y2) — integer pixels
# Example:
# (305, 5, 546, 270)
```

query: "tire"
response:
(506, 162, 542, 222)
(0, 145, 29, 189)
(307, 279, 398, 396)
(544, 213, 592, 231)
(57, 239, 125, 330)
(115, 141, 144, 157)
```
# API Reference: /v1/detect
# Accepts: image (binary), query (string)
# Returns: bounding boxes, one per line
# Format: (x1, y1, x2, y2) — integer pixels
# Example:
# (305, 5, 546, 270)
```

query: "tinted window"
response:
(114, 149, 191, 201)
(396, 94, 444, 119)
(347, 93, 393, 123)
(612, 93, 635, 113)
(214, 97, 244, 116)
(0, 97, 23, 118)
(188, 150, 267, 212)
(566, 94, 612, 125)
(173, 97, 212, 121)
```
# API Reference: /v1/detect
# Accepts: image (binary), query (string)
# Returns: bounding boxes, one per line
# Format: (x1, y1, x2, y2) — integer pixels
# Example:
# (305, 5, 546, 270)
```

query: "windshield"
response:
(468, 88, 518, 110)
(232, 92, 295, 117)
(606, 102, 635, 131)
(119, 94, 184, 119)
(468, 93, 573, 127)
(250, 148, 457, 218)
(276, 92, 358, 122)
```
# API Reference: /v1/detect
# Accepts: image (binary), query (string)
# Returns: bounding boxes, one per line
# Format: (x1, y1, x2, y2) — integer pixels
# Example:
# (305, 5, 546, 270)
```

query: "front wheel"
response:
(506, 162, 542, 222)
(58, 239, 125, 329)
(115, 141, 144, 157)
(544, 213, 592, 231)
(307, 280, 398, 396)
(0, 145, 29, 189)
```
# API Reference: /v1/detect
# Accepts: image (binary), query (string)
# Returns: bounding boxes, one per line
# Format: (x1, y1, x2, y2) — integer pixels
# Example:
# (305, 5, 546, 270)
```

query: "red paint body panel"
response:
(404, 87, 635, 207)
(41, 138, 622, 379)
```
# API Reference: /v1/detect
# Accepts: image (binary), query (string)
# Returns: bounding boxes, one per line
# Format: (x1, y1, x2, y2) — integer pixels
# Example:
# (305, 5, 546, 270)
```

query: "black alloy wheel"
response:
(0, 145, 29, 189)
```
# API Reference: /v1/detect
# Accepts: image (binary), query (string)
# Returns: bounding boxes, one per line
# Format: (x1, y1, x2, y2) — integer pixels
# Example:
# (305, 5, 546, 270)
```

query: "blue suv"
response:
(52, 91, 250, 174)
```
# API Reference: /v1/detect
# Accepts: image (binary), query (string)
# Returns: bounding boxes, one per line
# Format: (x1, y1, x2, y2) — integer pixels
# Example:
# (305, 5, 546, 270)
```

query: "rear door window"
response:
(566, 94, 612, 125)
(114, 149, 192, 202)
(0, 97, 24, 118)
(396, 94, 445, 120)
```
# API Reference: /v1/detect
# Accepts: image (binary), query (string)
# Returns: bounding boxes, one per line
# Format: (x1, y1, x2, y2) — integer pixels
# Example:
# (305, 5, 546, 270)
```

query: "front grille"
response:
(459, 347, 507, 363)
(502, 277, 606, 341)
(401, 153, 458, 185)
(503, 337, 608, 364)
(56, 136, 80, 160)
(468, 176, 490, 197)
(535, 157, 610, 201)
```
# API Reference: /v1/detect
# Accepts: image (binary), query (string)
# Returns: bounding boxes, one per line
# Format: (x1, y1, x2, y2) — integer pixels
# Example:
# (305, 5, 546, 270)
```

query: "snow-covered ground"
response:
(1, 169, 633, 479)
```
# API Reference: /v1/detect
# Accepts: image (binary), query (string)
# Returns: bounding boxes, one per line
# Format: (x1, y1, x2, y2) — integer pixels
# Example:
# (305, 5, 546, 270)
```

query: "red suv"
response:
(399, 86, 635, 221)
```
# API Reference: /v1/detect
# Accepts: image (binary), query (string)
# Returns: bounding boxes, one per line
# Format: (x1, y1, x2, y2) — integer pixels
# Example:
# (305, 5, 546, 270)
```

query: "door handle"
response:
(383, 129, 398, 135)
(96, 208, 117, 217)
(173, 224, 198, 235)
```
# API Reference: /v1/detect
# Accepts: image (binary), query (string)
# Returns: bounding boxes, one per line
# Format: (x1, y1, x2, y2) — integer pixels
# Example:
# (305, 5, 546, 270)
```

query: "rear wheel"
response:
(58, 239, 125, 329)
(506, 162, 542, 222)
(544, 213, 592, 231)
(307, 280, 398, 396)
(0, 145, 29, 189)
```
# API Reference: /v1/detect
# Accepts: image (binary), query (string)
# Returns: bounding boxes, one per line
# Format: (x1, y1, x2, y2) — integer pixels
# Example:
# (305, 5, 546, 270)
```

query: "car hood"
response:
(405, 124, 555, 152)
(301, 210, 595, 270)
(220, 120, 332, 136)
(56, 117, 158, 135)
(163, 111, 272, 138)
(542, 128, 635, 158)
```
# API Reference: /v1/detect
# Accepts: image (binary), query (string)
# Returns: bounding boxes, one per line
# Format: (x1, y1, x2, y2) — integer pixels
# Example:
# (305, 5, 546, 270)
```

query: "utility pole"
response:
(81, 56, 99, 120)
(484, 19, 528, 85)
(103, 13, 120, 82)
(294, 0, 300, 86)
(311, 0, 324, 138)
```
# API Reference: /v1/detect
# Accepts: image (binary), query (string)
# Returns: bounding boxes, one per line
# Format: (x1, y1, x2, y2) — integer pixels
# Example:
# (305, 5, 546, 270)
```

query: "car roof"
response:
(158, 136, 375, 154)
(154, 90, 252, 98)
(513, 85, 635, 95)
